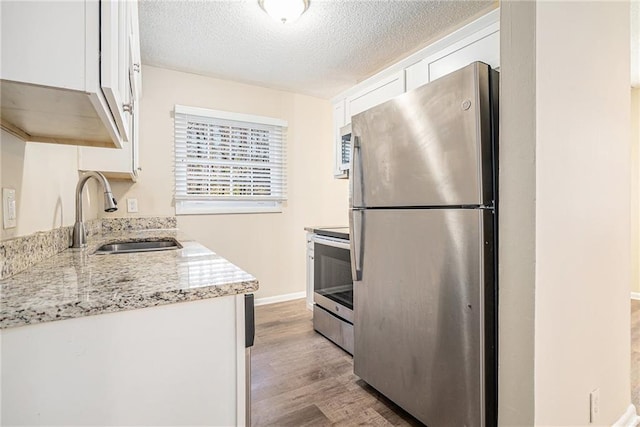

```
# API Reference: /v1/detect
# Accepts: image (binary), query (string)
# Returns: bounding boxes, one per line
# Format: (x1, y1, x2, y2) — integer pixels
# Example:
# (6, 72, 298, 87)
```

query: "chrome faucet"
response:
(72, 171, 118, 248)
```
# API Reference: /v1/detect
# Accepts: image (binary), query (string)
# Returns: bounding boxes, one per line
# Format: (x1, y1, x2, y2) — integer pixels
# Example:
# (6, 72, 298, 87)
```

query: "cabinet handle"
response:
(123, 103, 133, 113)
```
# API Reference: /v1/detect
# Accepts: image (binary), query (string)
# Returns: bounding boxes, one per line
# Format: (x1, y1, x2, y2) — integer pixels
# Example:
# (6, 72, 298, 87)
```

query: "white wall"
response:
(105, 65, 349, 300)
(498, 2, 536, 425)
(501, 1, 632, 425)
(0, 130, 99, 241)
(535, 2, 630, 423)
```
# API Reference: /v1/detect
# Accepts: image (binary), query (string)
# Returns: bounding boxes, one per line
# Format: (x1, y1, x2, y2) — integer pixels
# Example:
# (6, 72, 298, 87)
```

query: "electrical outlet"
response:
(2, 188, 17, 229)
(127, 198, 139, 213)
(590, 388, 600, 423)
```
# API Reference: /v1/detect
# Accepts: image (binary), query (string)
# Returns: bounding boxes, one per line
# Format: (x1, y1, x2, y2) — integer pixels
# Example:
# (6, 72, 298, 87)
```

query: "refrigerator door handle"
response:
(349, 135, 363, 208)
(350, 209, 364, 281)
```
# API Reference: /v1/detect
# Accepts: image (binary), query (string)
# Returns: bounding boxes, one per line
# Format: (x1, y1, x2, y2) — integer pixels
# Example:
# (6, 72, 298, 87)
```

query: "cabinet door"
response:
(2, 296, 243, 425)
(79, 1, 140, 180)
(339, 72, 405, 179)
(129, 0, 142, 99)
(0, 1, 86, 90)
(347, 71, 405, 119)
(78, 135, 136, 180)
(101, 0, 132, 143)
(405, 59, 430, 92)
(429, 30, 500, 82)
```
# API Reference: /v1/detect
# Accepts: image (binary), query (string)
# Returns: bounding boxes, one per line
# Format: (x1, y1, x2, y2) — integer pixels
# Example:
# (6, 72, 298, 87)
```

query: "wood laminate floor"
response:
(251, 299, 423, 426)
(252, 299, 640, 425)
(632, 299, 639, 410)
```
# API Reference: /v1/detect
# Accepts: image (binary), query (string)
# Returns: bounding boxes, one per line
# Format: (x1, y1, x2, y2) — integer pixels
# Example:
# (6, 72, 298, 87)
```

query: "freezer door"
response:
(350, 62, 495, 209)
(354, 208, 492, 427)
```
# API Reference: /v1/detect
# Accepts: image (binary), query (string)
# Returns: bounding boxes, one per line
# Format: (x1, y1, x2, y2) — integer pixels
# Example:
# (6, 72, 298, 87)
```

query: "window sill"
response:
(175, 201, 283, 215)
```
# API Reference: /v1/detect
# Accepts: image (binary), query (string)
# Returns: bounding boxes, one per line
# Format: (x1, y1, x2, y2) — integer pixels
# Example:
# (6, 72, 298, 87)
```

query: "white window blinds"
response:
(174, 105, 287, 214)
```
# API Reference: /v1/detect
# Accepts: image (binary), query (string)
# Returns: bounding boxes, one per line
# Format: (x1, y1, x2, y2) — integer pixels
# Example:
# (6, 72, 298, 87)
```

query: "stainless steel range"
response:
(311, 227, 353, 354)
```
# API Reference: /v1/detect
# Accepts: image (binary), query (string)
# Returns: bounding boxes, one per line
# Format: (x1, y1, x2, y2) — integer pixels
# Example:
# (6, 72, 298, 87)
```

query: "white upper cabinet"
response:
(405, 25, 500, 92)
(0, 0, 140, 149)
(405, 60, 431, 93)
(428, 30, 500, 82)
(331, 9, 500, 178)
(101, 0, 133, 144)
(0, 2, 87, 90)
(346, 71, 406, 119)
(79, 1, 141, 180)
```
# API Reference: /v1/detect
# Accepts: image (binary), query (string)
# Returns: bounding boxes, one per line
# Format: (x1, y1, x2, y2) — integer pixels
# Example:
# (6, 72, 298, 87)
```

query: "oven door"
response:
(313, 236, 353, 323)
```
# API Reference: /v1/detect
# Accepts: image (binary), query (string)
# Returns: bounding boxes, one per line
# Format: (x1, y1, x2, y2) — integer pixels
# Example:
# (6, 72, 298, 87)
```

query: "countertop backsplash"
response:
(0, 217, 177, 280)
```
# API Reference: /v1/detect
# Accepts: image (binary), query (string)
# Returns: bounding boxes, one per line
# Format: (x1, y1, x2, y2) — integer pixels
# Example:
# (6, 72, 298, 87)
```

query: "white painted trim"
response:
(612, 404, 640, 427)
(176, 201, 282, 215)
(255, 292, 305, 306)
(631, 292, 640, 301)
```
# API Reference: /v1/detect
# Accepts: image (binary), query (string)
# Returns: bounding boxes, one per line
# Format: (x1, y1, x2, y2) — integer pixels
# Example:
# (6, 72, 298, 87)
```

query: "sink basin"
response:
(94, 239, 182, 255)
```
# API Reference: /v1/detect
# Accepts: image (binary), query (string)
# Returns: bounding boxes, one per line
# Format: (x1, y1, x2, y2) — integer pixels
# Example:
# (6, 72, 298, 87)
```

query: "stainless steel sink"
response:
(94, 239, 182, 255)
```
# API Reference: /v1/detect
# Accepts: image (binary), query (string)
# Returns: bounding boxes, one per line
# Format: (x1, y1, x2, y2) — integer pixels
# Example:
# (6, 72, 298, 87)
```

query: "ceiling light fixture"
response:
(258, 0, 309, 24)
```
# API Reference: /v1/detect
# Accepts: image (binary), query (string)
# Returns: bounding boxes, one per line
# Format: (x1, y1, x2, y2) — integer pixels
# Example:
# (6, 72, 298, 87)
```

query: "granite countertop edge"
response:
(1, 280, 259, 330)
(0, 229, 259, 330)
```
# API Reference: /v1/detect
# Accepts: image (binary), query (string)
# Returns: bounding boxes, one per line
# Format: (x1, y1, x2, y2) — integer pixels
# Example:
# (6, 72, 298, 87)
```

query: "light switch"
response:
(127, 198, 139, 213)
(3, 188, 17, 229)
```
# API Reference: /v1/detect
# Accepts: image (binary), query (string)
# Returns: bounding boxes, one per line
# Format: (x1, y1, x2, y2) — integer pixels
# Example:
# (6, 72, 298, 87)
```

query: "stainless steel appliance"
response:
(337, 124, 352, 177)
(312, 227, 354, 354)
(349, 62, 498, 427)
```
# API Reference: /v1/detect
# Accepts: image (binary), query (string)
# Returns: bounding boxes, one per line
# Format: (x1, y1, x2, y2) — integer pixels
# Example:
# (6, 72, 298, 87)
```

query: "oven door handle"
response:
(313, 236, 350, 250)
(350, 209, 364, 281)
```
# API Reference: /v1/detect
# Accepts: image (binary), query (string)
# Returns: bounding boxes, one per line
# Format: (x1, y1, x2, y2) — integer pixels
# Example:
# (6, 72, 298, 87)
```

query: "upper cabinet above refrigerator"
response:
(0, 0, 141, 149)
(351, 62, 498, 209)
(331, 9, 499, 179)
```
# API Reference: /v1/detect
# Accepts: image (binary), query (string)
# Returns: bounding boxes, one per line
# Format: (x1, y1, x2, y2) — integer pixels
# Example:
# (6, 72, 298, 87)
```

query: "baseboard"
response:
(255, 291, 306, 306)
(631, 292, 640, 301)
(613, 404, 640, 427)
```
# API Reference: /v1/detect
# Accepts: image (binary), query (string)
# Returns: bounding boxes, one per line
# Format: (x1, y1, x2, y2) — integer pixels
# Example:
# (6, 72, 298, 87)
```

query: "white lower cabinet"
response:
(1, 295, 247, 426)
(306, 232, 315, 310)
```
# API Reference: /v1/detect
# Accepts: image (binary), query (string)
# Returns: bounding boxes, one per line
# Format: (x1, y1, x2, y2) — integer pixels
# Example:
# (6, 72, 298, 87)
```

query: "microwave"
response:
(337, 123, 352, 178)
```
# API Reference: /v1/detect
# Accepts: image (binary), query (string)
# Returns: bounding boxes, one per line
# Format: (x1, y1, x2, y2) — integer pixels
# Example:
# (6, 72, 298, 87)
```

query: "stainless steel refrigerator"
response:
(349, 61, 498, 427)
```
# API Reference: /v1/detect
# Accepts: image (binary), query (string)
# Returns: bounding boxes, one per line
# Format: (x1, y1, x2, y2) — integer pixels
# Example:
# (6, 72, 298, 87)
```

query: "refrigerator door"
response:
(350, 62, 495, 209)
(353, 208, 492, 427)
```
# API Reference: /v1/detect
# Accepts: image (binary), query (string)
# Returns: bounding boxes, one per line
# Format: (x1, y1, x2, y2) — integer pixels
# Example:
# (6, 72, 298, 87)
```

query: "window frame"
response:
(174, 105, 288, 215)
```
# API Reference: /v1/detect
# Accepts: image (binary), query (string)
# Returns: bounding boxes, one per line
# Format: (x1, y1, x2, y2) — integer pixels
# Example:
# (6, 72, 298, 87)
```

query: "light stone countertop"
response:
(0, 229, 258, 329)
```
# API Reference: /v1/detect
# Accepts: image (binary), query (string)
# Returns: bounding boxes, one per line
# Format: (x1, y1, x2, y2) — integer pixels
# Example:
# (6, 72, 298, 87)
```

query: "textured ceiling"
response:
(139, 0, 496, 99)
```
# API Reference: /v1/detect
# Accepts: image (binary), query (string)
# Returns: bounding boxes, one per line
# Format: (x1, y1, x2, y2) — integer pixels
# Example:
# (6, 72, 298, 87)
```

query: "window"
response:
(174, 105, 287, 214)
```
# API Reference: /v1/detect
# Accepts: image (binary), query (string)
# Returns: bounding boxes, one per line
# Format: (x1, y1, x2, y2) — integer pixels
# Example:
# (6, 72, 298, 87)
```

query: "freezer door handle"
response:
(349, 135, 363, 208)
(350, 209, 364, 281)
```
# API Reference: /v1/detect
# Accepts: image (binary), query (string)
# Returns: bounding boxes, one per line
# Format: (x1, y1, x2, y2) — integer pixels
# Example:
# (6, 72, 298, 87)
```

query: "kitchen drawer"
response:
(313, 305, 354, 355)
